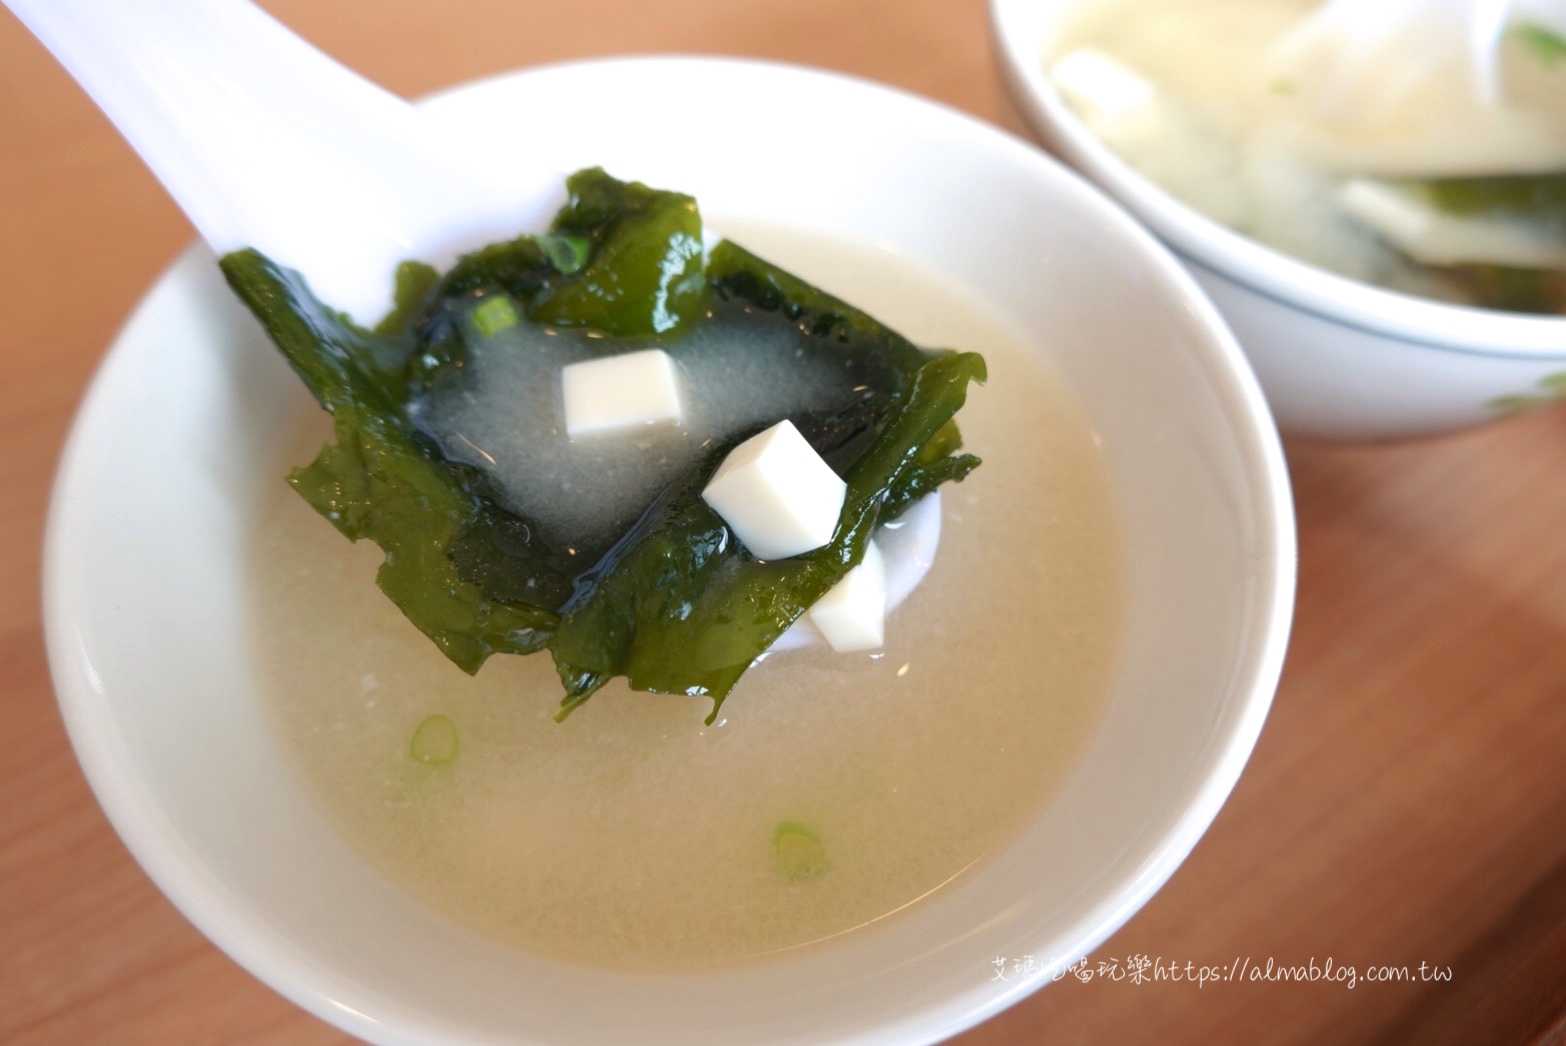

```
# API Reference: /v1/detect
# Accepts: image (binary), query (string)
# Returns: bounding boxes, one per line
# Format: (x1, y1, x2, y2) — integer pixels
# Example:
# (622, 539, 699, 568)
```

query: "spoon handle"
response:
(5, 0, 561, 320)
(5, 0, 417, 252)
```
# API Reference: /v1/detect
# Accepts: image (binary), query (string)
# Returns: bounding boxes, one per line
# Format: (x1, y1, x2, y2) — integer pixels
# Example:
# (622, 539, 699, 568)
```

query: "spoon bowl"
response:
(5, 0, 945, 625)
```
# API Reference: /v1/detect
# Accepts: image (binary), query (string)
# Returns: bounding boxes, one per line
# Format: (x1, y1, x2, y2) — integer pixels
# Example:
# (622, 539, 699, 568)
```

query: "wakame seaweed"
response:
(1406, 173, 1566, 314)
(222, 167, 984, 722)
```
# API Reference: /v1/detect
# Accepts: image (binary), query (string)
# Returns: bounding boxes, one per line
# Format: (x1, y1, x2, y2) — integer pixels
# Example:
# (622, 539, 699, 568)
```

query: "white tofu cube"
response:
(808, 540, 886, 653)
(561, 349, 683, 438)
(701, 420, 846, 561)
(1051, 48, 1155, 118)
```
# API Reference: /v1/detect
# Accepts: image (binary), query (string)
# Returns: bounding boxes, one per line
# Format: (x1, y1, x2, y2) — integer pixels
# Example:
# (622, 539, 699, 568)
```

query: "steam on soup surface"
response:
(250, 226, 1124, 970)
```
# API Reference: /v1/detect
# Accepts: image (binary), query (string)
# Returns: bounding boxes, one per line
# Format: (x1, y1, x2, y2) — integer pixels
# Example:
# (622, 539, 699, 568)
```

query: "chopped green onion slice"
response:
(411, 714, 459, 764)
(1516, 22, 1566, 69)
(541, 234, 592, 275)
(471, 295, 520, 336)
(774, 821, 829, 881)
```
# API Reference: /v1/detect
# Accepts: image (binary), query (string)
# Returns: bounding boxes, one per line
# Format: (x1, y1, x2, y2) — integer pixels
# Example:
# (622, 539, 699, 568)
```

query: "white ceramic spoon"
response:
(5, 0, 942, 649)
(5, 0, 562, 324)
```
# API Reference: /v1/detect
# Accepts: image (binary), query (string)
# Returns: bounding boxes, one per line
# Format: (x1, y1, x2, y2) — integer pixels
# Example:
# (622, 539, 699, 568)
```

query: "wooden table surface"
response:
(4, 2, 1565, 1043)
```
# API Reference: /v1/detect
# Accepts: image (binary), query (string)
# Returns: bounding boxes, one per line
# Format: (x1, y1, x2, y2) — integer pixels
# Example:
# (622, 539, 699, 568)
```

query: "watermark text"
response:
(989, 954, 1453, 990)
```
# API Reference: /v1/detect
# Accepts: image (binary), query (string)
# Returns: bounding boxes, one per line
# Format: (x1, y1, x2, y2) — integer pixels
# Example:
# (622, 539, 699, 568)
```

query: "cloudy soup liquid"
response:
(1049, 0, 1565, 306)
(250, 225, 1125, 971)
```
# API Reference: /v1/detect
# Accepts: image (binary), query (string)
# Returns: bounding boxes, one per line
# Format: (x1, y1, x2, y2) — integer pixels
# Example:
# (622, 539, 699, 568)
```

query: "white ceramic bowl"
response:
(991, 0, 1566, 441)
(45, 57, 1294, 1044)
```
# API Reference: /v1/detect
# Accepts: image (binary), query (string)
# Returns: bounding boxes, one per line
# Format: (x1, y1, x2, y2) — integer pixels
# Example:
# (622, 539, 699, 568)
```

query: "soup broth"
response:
(250, 227, 1124, 971)
(1049, 0, 1566, 311)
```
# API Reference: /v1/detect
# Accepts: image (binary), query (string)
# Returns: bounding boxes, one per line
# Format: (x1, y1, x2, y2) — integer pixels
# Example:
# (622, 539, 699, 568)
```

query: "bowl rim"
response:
(43, 53, 1296, 1045)
(988, 0, 1566, 358)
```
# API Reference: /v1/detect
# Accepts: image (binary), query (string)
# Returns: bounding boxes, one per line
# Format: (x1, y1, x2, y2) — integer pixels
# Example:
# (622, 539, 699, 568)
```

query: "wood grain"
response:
(3, 1, 1564, 1043)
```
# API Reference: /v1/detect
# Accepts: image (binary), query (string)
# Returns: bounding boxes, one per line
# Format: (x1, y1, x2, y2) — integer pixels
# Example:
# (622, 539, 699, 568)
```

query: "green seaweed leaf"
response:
(1447, 261, 1566, 315)
(221, 252, 558, 672)
(1391, 174, 1566, 314)
(1416, 173, 1566, 222)
(1516, 22, 1566, 69)
(530, 170, 706, 335)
